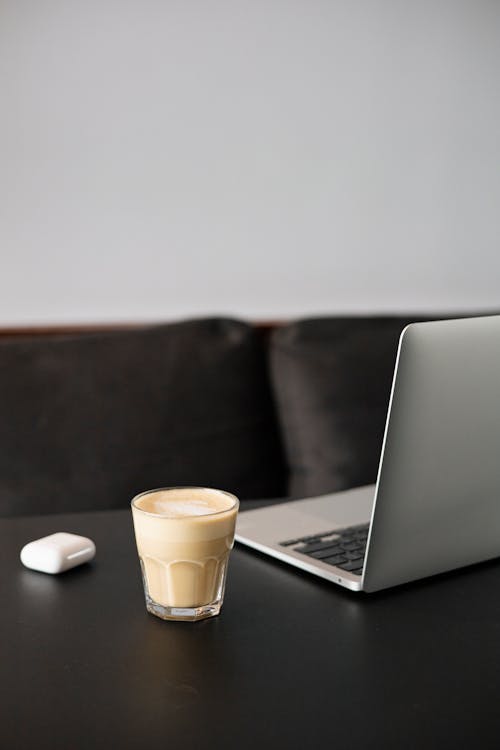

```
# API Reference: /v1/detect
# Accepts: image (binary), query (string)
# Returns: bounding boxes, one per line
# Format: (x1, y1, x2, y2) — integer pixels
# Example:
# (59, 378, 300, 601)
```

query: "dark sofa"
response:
(0, 314, 460, 517)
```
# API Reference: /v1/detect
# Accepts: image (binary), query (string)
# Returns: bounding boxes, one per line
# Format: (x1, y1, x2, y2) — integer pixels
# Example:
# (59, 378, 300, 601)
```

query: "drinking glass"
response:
(131, 487, 239, 621)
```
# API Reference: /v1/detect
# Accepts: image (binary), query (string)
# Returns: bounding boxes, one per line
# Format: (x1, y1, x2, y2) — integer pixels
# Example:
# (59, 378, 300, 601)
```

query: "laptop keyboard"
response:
(279, 523, 369, 576)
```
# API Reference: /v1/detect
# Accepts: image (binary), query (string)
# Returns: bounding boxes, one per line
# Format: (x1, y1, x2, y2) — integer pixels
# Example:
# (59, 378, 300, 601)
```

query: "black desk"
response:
(2, 508, 500, 749)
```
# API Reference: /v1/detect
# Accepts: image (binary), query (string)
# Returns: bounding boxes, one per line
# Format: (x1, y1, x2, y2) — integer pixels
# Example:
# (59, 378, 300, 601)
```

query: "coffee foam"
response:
(152, 500, 216, 517)
(135, 488, 234, 518)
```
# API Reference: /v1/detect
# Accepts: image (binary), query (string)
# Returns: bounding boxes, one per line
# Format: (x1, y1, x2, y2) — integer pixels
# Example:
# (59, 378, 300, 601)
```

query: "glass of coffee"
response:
(131, 487, 239, 622)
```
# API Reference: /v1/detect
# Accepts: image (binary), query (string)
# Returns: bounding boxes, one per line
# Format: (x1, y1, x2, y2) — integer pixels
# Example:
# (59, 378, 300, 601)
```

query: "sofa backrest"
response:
(269, 315, 433, 498)
(0, 318, 286, 517)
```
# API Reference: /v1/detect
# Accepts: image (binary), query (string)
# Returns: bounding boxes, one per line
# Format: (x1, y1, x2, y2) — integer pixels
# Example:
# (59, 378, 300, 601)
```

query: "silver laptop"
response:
(236, 314, 500, 592)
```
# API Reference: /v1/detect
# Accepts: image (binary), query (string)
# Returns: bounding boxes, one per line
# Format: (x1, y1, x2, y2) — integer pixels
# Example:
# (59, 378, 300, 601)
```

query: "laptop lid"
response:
(363, 315, 500, 591)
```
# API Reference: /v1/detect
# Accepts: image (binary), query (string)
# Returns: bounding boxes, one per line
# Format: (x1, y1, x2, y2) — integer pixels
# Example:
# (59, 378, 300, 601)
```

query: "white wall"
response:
(1, 0, 499, 324)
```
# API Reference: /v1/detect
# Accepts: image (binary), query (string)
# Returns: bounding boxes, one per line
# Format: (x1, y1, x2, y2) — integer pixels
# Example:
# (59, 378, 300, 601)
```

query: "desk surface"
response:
(2, 507, 500, 749)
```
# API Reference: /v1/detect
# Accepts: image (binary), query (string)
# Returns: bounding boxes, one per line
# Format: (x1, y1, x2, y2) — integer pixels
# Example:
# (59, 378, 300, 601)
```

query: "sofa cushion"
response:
(270, 316, 429, 498)
(0, 318, 286, 517)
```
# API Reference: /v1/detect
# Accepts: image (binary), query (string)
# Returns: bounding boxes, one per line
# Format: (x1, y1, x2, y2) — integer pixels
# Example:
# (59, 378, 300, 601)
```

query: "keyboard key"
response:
(318, 554, 348, 566)
(343, 550, 365, 560)
(306, 546, 343, 559)
(307, 531, 338, 542)
(337, 558, 364, 572)
(342, 541, 364, 551)
(298, 538, 340, 554)
(280, 530, 340, 547)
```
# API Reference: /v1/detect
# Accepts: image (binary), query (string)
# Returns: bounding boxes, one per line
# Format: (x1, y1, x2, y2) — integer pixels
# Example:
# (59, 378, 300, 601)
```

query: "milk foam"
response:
(134, 488, 235, 517)
(153, 500, 216, 517)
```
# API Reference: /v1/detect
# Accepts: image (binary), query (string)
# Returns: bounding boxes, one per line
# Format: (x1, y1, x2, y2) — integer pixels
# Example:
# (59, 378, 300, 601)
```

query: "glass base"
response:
(145, 593, 222, 622)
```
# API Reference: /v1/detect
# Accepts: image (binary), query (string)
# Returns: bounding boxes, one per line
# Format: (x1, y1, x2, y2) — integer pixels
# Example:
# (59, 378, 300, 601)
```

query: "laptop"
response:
(236, 314, 500, 592)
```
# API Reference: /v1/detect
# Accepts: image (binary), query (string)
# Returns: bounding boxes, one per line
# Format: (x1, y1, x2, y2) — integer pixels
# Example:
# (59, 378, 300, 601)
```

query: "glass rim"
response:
(130, 486, 239, 519)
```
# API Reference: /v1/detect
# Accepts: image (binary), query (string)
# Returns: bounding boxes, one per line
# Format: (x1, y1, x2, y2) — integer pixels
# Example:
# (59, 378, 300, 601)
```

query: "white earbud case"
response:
(20, 532, 96, 574)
